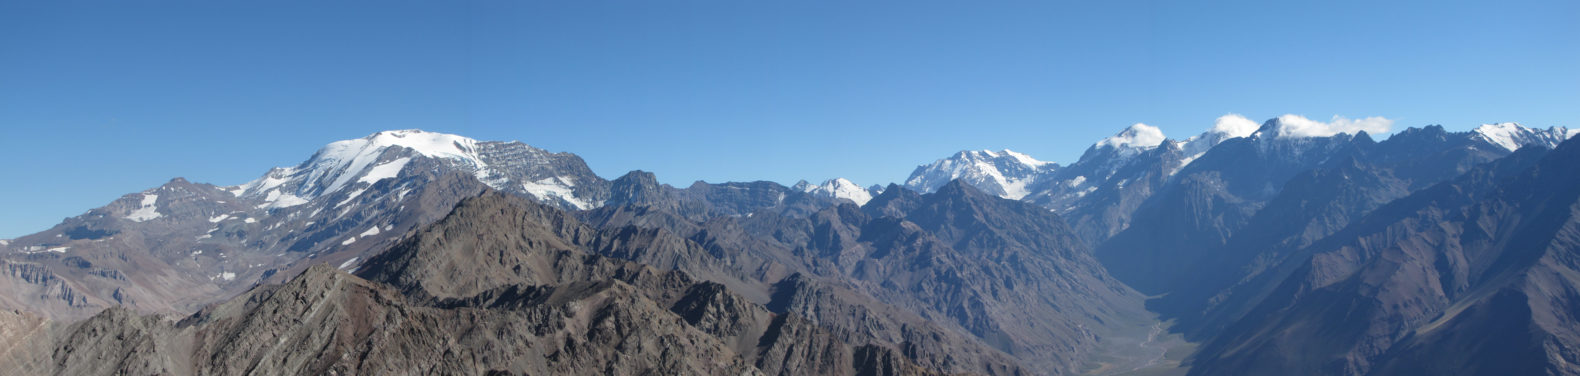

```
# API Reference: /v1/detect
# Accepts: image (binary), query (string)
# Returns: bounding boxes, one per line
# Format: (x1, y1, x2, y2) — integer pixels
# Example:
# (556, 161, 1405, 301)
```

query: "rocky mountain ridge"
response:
(3, 117, 1577, 375)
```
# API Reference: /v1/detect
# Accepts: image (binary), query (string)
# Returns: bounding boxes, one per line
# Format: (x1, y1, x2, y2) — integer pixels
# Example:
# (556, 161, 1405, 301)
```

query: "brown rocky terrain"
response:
(0, 192, 972, 376)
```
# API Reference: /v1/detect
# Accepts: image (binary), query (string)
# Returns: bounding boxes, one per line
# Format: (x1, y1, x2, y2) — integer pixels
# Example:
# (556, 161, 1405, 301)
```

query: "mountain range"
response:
(2, 117, 1577, 375)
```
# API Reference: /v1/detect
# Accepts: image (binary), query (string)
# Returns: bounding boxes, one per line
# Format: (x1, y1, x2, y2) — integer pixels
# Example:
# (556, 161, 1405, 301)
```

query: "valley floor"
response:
(1082, 318, 1197, 376)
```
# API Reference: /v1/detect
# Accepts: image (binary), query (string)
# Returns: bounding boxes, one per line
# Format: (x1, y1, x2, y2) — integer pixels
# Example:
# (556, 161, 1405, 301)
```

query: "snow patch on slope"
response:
(339, 257, 360, 271)
(357, 157, 411, 185)
(232, 168, 295, 198)
(259, 190, 309, 209)
(1474, 123, 1525, 151)
(336, 189, 367, 208)
(1004, 150, 1054, 168)
(522, 177, 593, 210)
(126, 194, 161, 222)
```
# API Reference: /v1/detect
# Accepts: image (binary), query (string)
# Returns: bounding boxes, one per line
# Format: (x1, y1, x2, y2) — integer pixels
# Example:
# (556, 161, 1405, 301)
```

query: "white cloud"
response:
(1210, 114, 1259, 138)
(1097, 123, 1167, 149)
(1266, 114, 1392, 138)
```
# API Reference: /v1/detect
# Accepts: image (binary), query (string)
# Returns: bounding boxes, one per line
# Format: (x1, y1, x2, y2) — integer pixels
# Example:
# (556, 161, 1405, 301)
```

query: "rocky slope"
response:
(585, 170, 1156, 374)
(1184, 136, 1580, 375)
(2, 192, 972, 376)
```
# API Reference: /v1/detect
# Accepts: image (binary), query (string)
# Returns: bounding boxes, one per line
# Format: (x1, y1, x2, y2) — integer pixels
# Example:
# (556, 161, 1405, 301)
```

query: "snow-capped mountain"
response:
(1470, 122, 1576, 152)
(793, 178, 876, 205)
(1, 129, 876, 320)
(903, 149, 1057, 199)
(1023, 116, 1258, 243)
(1174, 114, 1262, 173)
(1094, 123, 1168, 157)
(0, 130, 614, 319)
(234, 130, 610, 211)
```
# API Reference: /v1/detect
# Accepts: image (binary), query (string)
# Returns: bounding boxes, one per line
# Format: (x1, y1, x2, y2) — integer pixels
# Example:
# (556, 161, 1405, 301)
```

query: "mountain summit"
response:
(903, 149, 1056, 199)
(0, 129, 612, 319)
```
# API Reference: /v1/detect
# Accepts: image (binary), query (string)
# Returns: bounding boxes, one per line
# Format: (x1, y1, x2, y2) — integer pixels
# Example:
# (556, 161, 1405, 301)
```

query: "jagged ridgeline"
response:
(0, 193, 971, 375)
(3, 118, 1578, 375)
(5, 185, 1148, 374)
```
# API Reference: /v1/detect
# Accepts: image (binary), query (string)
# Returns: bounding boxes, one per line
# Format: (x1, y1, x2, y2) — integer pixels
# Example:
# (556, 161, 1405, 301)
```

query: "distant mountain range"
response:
(2, 118, 1576, 375)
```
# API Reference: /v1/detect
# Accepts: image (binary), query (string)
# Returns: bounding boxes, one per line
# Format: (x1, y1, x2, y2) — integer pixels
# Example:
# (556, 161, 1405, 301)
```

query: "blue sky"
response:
(1, 0, 1576, 237)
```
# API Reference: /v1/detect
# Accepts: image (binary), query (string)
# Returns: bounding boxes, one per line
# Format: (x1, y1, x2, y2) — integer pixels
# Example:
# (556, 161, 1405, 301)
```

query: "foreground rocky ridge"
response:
(362, 190, 1032, 374)
(0, 193, 968, 376)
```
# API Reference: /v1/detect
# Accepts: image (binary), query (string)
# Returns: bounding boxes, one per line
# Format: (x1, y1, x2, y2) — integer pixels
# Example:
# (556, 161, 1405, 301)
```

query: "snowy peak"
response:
(351, 129, 483, 161)
(943, 150, 1054, 168)
(230, 130, 495, 208)
(1071, 123, 1174, 176)
(225, 129, 611, 213)
(1471, 122, 1575, 152)
(1166, 114, 1262, 174)
(301, 129, 488, 195)
(798, 178, 874, 205)
(1095, 123, 1167, 154)
(904, 149, 1057, 200)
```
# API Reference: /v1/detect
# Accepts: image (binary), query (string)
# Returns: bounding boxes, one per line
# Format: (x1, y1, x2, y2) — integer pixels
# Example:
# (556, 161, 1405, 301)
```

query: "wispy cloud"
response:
(1268, 114, 1392, 138)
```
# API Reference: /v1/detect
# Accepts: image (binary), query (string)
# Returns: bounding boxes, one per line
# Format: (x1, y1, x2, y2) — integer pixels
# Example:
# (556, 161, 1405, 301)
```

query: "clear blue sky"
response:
(2, 0, 1576, 237)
